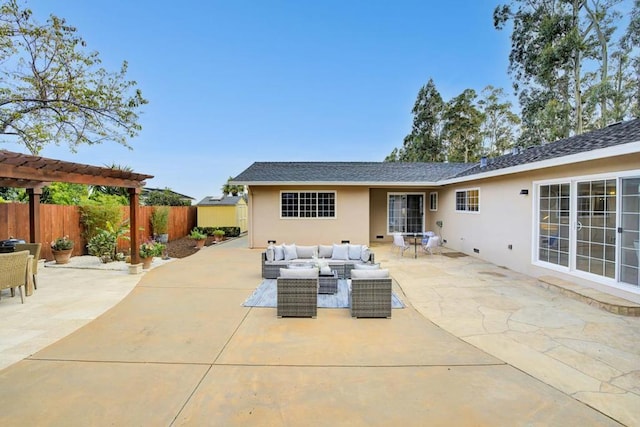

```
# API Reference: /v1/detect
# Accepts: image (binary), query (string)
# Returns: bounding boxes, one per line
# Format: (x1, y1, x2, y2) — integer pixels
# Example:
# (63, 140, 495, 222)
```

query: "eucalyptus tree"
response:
(0, 0, 147, 154)
(386, 78, 445, 162)
(442, 89, 484, 163)
(495, 0, 636, 141)
(477, 85, 521, 156)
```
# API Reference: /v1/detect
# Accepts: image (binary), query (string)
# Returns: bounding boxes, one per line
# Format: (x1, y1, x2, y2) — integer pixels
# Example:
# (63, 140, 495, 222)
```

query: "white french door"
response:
(536, 174, 640, 291)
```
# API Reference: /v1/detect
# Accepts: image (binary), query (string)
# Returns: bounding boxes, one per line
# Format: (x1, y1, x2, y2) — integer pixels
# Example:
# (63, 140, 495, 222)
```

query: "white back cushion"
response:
(348, 244, 362, 260)
(331, 244, 349, 260)
(279, 268, 318, 278)
(283, 244, 297, 261)
(296, 245, 317, 259)
(351, 269, 389, 279)
(274, 245, 285, 261)
(318, 245, 333, 258)
(354, 263, 380, 270)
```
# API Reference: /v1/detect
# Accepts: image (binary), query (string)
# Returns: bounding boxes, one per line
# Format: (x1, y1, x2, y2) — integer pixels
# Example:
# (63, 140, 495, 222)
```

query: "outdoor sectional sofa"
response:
(262, 243, 375, 279)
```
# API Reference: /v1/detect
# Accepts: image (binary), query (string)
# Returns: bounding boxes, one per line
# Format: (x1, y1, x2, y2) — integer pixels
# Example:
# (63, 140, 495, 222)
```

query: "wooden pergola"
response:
(0, 149, 153, 265)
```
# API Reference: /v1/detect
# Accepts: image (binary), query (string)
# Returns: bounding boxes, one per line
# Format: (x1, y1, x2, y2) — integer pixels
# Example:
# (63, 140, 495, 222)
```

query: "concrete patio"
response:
(0, 237, 638, 426)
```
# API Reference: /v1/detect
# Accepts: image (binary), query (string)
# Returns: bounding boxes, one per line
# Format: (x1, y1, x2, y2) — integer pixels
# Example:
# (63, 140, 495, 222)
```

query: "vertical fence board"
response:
(1, 203, 197, 260)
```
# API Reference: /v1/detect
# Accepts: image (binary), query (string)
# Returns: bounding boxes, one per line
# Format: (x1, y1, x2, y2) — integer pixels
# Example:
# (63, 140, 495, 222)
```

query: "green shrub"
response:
(79, 200, 124, 244)
(86, 220, 130, 263)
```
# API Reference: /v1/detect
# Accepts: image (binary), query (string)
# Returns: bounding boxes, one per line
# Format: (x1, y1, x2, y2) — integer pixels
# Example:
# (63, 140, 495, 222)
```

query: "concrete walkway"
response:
(0, 238, 638, 426)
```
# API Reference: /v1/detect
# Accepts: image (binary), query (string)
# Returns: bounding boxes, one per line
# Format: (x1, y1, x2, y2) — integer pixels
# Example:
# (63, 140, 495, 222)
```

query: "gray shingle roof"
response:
(232, 119, 640, 185)
(454, 119, 640, 178)
(232, 161, 472, 184)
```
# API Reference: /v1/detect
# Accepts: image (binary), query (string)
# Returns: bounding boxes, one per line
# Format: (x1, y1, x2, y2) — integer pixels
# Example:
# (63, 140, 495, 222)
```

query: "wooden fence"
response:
(0, 203, 197, 261)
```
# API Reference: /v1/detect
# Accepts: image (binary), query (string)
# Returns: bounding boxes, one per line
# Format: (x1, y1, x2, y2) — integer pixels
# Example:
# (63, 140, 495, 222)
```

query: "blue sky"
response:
(11, 0, 513, 203)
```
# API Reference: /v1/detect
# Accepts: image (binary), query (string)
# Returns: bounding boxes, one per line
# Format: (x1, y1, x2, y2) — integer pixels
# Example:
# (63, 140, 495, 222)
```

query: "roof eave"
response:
(439, 141, 640, 185)
(231, 180, 441, 187)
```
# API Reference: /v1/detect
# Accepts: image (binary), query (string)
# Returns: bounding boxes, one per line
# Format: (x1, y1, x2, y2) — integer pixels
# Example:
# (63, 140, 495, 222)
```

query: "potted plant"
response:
(213, 229, 225, 242)
(86, 220, 130, 263)
(139, 240, 165, 269)
(51, 236, 74, 264)
(150, 206, 170, 243)
(189, 228, 207, 249)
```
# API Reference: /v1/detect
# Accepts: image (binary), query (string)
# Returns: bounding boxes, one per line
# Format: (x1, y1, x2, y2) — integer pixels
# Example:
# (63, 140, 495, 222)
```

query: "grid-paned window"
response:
(538, 183, 571, 267)
(455, 189, 479, 212)
(429, 192, 438, 211)
(281, 191, 336, 218)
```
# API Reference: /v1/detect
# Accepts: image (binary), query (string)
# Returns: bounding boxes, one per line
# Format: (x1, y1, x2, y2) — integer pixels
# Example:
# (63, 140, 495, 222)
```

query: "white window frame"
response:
(455, 188, 480, 213)
(279, 190, 336, 219)
(532, 169, 640, 295)
(429, 191, 438, 211)
(386, 192, 426, 234)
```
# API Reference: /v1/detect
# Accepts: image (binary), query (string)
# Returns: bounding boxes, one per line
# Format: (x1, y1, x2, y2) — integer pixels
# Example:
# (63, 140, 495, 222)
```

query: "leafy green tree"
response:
(221, 177, 244, 196)
(443, 89, 484, 163)
(478, 85, 520, 156)
(389, 79, 445, 162)
(144, 188, 189, 206)
(0, 0, 147, 154)
(0, 186, 26, 202)
(41, 182, 89, 205)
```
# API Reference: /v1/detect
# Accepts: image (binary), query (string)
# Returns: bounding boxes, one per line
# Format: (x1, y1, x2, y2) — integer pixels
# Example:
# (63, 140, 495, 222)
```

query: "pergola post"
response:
(129, 187, 141, 265)
(27, 186, 42, 243)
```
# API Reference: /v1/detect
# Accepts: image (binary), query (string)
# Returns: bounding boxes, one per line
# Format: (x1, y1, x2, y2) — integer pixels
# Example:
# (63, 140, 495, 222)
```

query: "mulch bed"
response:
(165, 236, 218, 259)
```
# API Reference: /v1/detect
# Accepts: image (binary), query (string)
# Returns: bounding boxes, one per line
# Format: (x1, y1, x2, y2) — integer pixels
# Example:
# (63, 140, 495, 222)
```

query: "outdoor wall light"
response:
(341, 240, 350, 244)
(267, 240, 276, 244)
(519, 189, 529, 195)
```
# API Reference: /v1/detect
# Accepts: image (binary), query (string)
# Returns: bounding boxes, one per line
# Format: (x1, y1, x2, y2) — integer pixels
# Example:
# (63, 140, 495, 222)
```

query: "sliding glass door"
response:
(620, 178, 640, 286)
(536, 174, 640, 290)
(388, 193, 424, 234)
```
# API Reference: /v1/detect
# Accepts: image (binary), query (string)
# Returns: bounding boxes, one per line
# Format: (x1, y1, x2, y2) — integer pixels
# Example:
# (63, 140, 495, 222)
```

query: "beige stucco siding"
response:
(246, 186, 370, 248)
(435, 153, 640, 277)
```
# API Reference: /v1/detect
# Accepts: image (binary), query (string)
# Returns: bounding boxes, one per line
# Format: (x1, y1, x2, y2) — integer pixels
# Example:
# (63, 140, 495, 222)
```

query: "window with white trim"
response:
(281, 191, 335, 218)
(429, 192, 438, 211)
(455, 189, 479, 212)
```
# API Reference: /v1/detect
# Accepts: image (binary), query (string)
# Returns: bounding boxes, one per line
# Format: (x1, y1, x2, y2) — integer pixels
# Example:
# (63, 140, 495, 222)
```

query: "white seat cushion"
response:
(351, 269, 389, 279)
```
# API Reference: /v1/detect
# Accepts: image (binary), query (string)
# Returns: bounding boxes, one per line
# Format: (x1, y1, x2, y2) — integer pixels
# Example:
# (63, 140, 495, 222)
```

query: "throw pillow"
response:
(318, 245, 333, 258)
(351, 269, 389, 279)
(283, 244, 297, 261)
(274, 245, 285, 261)
(348, 244, 362, 260)
(354, 263, 380, 270)
(320, 265, 332, 275)
(266, 245, 275, 262)
(360, 245, 371, 262)
(331, 244, 349, 260)
(296, 245, 317, 259)
(279, 268, 319, 278)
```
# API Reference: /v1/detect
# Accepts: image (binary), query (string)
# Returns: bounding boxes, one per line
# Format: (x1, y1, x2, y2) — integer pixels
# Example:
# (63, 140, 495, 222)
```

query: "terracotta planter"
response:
(52, 248, 73, 264)
(194, 239, 205, 249)
(142, 257, 153, 269)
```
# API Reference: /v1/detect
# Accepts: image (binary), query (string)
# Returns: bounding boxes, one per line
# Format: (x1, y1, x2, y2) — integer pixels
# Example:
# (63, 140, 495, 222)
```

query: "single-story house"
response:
(231, 119, 640, 299)
(196, 195, 248, 232)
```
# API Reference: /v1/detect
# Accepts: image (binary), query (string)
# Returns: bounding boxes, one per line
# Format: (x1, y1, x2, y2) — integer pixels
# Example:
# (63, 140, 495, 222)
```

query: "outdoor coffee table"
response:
(319, 270, 338, 294)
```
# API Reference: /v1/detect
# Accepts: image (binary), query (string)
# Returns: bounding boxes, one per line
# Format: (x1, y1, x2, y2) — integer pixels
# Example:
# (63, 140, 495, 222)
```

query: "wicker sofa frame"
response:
(349, 277, 392, 318)
(277, 277, 318, 318)
(262, 252, 375, 280)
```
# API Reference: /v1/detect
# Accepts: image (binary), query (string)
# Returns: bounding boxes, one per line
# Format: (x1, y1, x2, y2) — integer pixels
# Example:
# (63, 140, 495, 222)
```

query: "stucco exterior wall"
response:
(246, 186, 370, 248)
(369, 187, 439, 243)
(435, 153, 640, 279)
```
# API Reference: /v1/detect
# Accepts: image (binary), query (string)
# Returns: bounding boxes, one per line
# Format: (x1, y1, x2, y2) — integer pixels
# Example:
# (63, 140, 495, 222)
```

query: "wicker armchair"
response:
(277, 268, 318, 318)
(349, 269, 392, 318)
(15, 243, 41, 290)
(0, 250, 30, 304)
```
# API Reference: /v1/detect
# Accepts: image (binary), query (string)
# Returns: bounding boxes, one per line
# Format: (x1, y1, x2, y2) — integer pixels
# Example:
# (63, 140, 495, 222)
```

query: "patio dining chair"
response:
(424, 235, 441, 255)
(15, 243, 41, 290)
(0, 250, 30, 304)
(391, 233, 410, 257)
